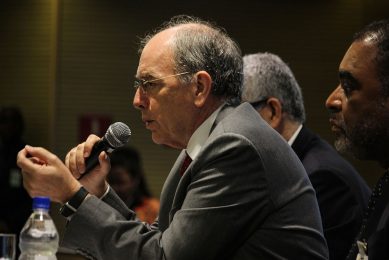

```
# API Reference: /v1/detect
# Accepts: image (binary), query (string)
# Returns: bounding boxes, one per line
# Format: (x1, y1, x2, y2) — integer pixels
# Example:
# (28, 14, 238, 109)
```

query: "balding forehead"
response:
(145, 23, 212, 54)
(161, 22, 213, 36)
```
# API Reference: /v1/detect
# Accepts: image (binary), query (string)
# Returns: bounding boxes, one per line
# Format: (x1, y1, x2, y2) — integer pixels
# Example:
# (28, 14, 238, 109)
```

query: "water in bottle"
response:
(19, 197, 59, 260)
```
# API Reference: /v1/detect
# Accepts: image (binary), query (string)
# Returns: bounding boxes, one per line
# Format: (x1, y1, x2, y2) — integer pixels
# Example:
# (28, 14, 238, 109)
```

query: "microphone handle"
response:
(80, 139, 114, 179)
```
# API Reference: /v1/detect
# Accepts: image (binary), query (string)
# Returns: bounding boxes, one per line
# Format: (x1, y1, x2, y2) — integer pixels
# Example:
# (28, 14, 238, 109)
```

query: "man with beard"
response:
(326, 19, 389, 260)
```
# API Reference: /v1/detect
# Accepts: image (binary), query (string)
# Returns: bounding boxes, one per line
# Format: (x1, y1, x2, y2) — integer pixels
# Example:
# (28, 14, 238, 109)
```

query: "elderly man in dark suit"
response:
(17, 16, 328, 259)
(242, 52, 371, 260)
(326, 19, 389, 260)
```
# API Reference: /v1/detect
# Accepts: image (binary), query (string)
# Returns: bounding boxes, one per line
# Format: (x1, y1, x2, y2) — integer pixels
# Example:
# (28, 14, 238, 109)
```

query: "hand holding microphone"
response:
(82, 122, 131, 177)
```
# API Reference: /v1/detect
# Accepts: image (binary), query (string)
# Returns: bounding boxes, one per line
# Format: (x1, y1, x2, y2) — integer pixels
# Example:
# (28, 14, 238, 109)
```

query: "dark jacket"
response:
(292, 126, 371, 260)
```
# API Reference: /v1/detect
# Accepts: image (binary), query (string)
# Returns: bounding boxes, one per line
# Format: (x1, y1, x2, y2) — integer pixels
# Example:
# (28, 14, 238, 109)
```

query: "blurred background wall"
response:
(1, 0, 388, 255)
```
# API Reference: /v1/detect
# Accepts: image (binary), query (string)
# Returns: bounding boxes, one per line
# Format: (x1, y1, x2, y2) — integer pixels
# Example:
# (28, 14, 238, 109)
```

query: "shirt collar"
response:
(287, 124, 303, 146)
(186, 105, 224, 160)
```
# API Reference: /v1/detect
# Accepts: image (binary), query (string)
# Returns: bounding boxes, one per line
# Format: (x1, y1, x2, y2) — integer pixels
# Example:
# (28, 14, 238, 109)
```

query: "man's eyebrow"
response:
(134, 73, 154, 80)
(339, 70, 360, 86)
(136, 70, 161, 79)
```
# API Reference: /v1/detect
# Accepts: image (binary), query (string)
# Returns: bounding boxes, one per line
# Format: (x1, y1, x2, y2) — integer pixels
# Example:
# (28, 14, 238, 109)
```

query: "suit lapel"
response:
(159, 104, 236, 229)
(158, 150, 186, 231)
(291, 126, 316, 161)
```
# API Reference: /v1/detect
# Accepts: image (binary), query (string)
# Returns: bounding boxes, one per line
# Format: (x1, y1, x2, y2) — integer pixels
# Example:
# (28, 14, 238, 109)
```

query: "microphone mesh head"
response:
(104, 122, 131, 148)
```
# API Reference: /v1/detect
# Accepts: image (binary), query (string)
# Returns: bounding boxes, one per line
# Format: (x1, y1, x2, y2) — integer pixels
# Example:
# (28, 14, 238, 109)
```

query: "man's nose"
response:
(133, 88, 148, 110)
(326, 85, 342, 113)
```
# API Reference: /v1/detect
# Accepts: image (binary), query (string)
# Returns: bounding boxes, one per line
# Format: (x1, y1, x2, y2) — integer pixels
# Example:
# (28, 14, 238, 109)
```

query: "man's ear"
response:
(193, 71, 212, 108)
(265, 97, 283, 129)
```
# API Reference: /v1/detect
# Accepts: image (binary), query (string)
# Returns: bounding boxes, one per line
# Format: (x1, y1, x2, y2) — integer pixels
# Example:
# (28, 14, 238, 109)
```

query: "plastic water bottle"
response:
(19, 197, 59, 260)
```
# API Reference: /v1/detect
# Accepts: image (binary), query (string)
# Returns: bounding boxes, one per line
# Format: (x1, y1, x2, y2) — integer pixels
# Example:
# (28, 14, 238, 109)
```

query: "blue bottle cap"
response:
(32, 196, 51, 210)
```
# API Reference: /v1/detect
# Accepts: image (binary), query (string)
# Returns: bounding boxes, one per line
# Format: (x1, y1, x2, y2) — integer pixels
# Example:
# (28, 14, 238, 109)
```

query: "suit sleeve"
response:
(61, 134, 267, 260)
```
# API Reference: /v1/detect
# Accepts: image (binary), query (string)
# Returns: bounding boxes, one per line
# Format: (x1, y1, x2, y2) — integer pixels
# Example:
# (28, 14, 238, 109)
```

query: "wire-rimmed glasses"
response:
(133, 72, 190, 94)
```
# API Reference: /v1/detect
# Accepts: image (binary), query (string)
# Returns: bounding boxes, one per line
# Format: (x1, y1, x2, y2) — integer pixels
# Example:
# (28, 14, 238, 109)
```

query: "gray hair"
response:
(138, 15, 243, 105)
(242, 52, 306, 123)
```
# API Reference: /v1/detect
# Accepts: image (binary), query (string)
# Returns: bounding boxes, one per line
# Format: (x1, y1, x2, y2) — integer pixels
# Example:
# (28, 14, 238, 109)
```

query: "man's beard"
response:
(334, 103, 389, 162)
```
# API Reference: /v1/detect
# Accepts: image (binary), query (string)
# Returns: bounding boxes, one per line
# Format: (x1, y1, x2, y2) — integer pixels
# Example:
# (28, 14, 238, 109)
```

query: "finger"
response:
(65, 151, 83, 180)
(75, 135, 101, 174)
(24, 145, 60, 165)
(75, 142, 86, 174)
(30, 156, 47, 165)
(67, 147, 81, 179)
(64, 152, 70, 168)
(17, 146, 53, 171)
(83, 134, 101, 158)
(98, 151, 111, 177)
(17, 147, 31, 168)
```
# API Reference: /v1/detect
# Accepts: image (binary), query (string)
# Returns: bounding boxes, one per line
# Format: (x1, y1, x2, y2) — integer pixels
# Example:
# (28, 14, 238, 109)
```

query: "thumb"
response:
(98, 151, 111, 177)
(24, 145, 59, 165)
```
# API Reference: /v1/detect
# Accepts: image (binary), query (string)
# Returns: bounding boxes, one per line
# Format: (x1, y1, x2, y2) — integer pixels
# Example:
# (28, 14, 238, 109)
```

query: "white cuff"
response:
(100, 184, 110, 199)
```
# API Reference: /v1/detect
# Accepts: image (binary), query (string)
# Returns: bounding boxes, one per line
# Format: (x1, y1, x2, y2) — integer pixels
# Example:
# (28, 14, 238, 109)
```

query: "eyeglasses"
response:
(250, 96, 268, 109)
(133, 72, 190, 94)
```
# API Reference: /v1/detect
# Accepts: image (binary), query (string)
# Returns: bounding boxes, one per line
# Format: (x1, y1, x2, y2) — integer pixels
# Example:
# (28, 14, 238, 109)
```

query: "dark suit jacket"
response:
(62, 103, 329, 260)
(292, 126, 371, 260)
(367, 197, 389, 259)
(346, 172, 389, 260)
